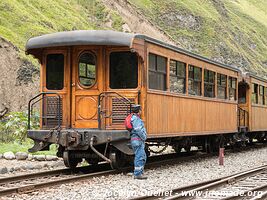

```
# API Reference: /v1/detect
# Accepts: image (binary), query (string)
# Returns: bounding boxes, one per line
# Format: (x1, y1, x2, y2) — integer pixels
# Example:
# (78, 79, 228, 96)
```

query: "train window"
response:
(110, 51, 138, 89)
(238, 82, 247, 104)
(228, 77, 237, 101)
(149, 53, 167, 91)
(188, 65, 202, 96)
(217, 74, 227, 99)
(79, 52, 96, 87)
(204, 69, 215, 98)
(46, 54, 64, 90)
(252, 83, 258, 104)
(259, 86, 264, 105)
(265, 87, 267, 105)
(170, 60, 186, 93)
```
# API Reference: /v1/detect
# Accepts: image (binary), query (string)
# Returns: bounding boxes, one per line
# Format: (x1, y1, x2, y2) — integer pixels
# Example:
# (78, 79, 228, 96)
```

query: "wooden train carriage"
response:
(26, 30, 243, 167)
(238, 74, 267, 141)
(144, 40, 239, 138)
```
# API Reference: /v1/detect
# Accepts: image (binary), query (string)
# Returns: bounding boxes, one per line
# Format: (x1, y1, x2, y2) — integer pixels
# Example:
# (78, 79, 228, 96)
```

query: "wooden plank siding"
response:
(251, 106, 267, 131)
(146, 92, 237, 136)
(249, 77, 267, 132)
(144, 42, 238, 137)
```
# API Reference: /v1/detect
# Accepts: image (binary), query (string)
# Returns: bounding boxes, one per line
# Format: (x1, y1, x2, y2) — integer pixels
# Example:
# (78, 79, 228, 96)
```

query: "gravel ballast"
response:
(0, 158, 65, 177)
(2, 146, 267, 200)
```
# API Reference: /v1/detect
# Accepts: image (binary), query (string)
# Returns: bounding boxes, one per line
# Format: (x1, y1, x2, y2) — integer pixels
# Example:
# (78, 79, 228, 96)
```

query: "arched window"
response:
(78, 52, 96, 87)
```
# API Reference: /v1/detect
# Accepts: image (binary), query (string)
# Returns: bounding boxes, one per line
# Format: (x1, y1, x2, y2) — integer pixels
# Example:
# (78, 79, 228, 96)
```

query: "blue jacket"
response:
(130, 114, 147, 141)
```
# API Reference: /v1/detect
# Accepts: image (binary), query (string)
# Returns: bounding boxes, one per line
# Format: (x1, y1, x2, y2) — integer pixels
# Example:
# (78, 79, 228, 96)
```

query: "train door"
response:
(41, 49, 71, 129)
(238, 81, 249, 129)
(103, 49, 140, 129)
(71, 47, 103, 128)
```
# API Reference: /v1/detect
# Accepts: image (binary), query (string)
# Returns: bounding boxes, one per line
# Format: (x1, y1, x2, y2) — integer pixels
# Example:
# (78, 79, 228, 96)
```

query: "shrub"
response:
(0, 111, 39, 142)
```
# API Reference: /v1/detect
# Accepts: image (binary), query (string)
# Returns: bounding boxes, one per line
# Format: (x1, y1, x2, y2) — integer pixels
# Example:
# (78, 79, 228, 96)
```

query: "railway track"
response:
(1, 143, 266, 198)
(0, 151, 209, 197)
(0, 163, 114, 197)
(133, 165, 267, 200)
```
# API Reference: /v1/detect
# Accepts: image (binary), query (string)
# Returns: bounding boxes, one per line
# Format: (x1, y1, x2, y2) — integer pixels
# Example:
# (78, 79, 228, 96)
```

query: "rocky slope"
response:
(125, 0, 267, 75)
(0, 0, 123, 112)
(0, 38, 39, 112)
(0, 0, 266, 112)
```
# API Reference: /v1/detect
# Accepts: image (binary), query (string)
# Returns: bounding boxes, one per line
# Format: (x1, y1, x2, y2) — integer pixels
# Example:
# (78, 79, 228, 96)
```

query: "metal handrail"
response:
(28, 92, 61, 129)
(97, 91, 132, 130)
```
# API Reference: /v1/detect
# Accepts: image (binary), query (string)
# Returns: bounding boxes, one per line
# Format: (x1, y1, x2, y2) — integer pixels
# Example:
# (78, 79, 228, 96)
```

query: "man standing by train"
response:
(129, 104, 147, 180)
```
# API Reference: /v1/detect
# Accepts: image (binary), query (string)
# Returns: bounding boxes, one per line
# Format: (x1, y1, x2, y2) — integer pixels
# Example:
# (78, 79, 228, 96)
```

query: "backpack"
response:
(124, 114, 133, 131)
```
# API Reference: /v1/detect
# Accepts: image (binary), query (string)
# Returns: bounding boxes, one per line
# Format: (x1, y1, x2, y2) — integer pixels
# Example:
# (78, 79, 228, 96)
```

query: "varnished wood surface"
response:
(144, 42, 238, 136)
(249, 77, 267, 131)
(35, 36, 267, 137)
(41, 49, 71, 128)
(146, 92, 237, 135)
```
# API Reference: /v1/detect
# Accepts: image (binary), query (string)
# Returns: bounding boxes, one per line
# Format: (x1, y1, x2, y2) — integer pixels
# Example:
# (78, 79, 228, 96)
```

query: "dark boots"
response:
(134, 174, 148, 180)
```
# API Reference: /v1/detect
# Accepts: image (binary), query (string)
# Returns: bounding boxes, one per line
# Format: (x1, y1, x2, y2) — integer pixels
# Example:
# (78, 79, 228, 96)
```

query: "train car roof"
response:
(26, 30, 136, 51)
(137, 35, 240, 73)
(26, 30, 240, 72)
(249, 73, 267, 83)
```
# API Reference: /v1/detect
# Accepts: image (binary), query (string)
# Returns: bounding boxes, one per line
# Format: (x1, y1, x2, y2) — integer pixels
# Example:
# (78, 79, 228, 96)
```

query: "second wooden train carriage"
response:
(25, 30, 266, 168)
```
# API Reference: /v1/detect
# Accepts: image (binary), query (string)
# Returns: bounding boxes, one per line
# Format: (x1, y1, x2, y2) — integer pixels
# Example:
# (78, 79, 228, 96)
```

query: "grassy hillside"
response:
(0, 0, 123, 62)
(128, 0, 267, 76)
(0, 0, 266, 76)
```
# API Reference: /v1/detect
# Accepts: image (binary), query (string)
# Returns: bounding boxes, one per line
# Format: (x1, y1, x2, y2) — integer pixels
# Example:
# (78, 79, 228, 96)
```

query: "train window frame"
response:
(252, 83, 258, 104)
(228, 76, 237, 101)
(169, 59, 186, 94)
(204, 69, 215, 98)
(46, 54, 64, 90)
(109, 51, 138, 89)
(188, 65, 202, 96)
(78, 51, 97, 88)
(259, 85, 264, 105)
(148, 53, 167, 91)
(217, 73, 227, 99)
(264, 87, 267, 105)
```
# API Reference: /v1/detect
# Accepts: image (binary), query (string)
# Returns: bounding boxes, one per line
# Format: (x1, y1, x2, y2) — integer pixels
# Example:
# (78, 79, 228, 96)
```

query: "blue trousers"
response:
(131, 140, 147, 176)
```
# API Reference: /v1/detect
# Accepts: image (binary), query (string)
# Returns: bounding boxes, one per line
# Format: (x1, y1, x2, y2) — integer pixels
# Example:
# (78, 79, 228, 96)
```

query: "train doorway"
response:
(238, 81, 249, 105)
(238, 81, 250, 130)
(71, 48, 102, 128)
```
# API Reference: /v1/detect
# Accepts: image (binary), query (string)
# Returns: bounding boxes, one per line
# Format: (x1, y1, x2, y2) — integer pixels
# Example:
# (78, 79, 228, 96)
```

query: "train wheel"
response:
(257, 132, 266, 143)
(145, 144, 151, 157)
(174, 147, 182, 153)
(184, 146, 191, 153)
(63, 151, 79, 169)
(207, 137, 220, 154)
(172, 144, 182, 153)
(109, 149, 126, 169)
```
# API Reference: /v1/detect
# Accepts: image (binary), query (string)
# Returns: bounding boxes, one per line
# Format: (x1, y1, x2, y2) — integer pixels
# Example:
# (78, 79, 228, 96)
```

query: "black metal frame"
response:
(28, 92, 61, 129)
(97, 91, 132, 130)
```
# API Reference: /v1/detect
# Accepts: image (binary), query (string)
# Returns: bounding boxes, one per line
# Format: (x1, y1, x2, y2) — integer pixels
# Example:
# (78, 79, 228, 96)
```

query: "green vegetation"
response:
(128, 0, 267, 75)
(0, 141, 57, 155)
(0, 0, 124, 63)
(1, 0, 266, 74)
(0, 111, 56, 155)
(0, 111, 39, 142)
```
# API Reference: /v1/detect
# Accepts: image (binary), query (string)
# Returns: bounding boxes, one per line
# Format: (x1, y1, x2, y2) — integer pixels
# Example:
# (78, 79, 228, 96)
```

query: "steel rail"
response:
(0, 163, 110, 184)
(131, 165, 267, 200)
(221, 178, 267, 200)
(2, 146, 266, 198)
(0, 168, 118, 196)
(0, 151, 209, 197)
(165, 165, 267, 200)
(251, 191, 267, 200)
